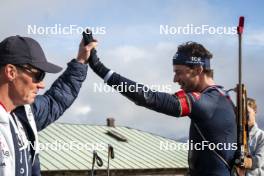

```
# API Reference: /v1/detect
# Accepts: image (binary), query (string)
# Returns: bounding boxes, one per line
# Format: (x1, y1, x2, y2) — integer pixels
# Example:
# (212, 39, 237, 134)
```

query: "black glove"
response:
(82, 29, 110, 79)
(82, 29, 96, 45)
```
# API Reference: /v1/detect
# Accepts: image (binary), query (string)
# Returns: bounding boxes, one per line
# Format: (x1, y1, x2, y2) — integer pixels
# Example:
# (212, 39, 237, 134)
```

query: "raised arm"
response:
(32, 40, 97, 131)
(32, 60, 87, 131)
(89, 49, 195, 118)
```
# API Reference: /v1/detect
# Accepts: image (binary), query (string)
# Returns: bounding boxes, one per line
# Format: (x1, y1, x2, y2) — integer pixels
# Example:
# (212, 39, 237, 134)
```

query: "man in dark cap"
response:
(0, 35, 96, 176)
(85, 40, 237, 176)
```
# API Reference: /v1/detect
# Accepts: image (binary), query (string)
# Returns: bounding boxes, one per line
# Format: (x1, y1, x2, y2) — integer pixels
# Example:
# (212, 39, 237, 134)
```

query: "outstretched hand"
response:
(76, 39, 97, 64)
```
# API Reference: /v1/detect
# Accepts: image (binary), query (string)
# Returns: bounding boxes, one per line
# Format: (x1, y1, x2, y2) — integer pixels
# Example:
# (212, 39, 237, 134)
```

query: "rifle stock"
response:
(234, 84, 249, 175)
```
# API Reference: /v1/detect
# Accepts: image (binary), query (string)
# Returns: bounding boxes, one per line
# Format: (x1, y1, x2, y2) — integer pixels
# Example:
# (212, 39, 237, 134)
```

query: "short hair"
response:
(247, 97, 257, 113)
(177, 41, 213, 77)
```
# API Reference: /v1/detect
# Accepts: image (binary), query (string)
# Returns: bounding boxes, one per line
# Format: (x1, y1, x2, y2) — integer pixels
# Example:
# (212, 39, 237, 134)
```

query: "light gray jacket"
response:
(246, 124, 264, 176)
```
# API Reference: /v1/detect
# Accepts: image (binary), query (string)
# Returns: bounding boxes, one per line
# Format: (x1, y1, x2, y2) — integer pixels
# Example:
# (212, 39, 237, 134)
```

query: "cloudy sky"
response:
(1, 0, 264, 139)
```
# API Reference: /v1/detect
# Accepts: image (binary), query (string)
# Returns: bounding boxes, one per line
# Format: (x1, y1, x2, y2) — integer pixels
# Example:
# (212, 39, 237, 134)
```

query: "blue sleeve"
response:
(32, 59, 88, 131)
(106, 73, 183, 117)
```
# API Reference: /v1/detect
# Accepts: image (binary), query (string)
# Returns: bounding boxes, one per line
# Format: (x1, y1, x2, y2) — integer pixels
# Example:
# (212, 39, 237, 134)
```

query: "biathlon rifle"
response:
(233, 16, 250, 176)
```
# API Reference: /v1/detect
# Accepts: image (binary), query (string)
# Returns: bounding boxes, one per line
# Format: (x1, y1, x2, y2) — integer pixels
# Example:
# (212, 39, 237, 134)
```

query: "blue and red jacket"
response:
(105, 72, 237, 176)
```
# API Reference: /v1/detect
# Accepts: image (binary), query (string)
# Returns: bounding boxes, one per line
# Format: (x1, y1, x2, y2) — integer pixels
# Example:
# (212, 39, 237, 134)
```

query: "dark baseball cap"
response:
(0, 35, 62, 73)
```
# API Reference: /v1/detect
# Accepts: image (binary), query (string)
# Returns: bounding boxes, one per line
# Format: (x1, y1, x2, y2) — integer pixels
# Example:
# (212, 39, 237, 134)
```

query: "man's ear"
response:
(4, 64, 17, 81)
(191, 66, 203, 76)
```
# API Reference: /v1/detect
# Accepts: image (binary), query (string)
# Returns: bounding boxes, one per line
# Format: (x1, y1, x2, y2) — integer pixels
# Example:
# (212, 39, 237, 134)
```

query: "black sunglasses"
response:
(15, 64, 46, 82)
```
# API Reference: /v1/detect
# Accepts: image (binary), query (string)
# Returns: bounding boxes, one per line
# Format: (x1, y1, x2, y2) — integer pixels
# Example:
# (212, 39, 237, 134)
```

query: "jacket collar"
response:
(249, 124, 259, 137)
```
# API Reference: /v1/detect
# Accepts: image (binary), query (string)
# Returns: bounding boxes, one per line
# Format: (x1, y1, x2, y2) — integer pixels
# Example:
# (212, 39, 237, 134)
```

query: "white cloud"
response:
(71, 104, 92, 115)
(156, 42, 177, 52)
(107, 45, 151, 63)
(246, 30, 264, 46)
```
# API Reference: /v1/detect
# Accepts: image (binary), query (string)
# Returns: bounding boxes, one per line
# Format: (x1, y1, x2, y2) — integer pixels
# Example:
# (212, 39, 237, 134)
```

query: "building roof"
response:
(38, 123, 188, 171)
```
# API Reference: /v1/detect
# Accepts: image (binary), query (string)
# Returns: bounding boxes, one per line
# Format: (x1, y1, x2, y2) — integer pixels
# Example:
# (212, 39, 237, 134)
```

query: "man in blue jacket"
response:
(86, 40, 237, 175)
(0, 35, 96, 176)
